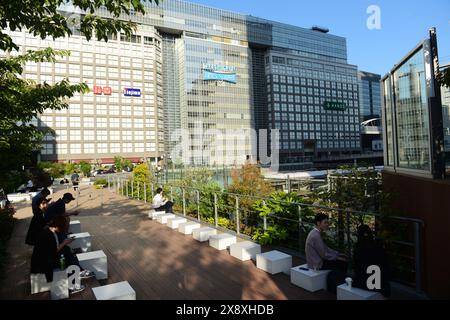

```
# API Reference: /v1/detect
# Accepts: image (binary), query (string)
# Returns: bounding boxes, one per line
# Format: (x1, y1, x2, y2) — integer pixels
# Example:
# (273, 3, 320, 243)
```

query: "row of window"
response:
(43, 130, 157, 141)
(270, 94, 358, 108)
(273, 122, 359, 132)
(39, 117, 156, 128)
(270, 66, 358, 84)
(272, 113, 359, 125)
(279, 140, 360, 150)
(41, 142, 157, 155)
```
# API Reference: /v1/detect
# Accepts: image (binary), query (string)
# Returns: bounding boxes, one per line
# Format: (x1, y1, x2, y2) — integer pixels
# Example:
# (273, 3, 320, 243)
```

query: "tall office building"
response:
(1, 0, 361, 168)
(358, 71, 381, 121)
(358, 71, 382, 152)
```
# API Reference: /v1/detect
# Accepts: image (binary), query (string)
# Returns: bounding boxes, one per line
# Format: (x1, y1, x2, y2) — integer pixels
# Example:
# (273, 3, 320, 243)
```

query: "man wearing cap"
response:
(44, 192, 79, 224)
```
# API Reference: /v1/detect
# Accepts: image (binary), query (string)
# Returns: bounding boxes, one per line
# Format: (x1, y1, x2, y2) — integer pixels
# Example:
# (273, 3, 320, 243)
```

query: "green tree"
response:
(123, 159, 133, 171)
(114, 156, 124, 172)
(0, 0, 157, 191)
(226, 164, 274, 235)
(38, 161, 65, 178)
(78, 161, 91, 177)
(64, 163, 76, 175)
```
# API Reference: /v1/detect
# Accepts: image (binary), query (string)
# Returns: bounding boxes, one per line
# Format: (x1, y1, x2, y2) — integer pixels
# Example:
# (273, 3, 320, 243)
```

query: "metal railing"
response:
(107, 175, 424, 293)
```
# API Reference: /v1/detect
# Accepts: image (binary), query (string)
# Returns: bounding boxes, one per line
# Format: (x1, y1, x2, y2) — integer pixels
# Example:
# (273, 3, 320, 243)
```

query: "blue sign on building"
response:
(202, 64, 237, 84)
(123, 88, 141, 97)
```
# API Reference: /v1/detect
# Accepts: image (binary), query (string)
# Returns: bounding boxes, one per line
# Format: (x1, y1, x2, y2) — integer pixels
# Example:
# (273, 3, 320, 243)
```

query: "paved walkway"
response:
(0, 184, 335, 300)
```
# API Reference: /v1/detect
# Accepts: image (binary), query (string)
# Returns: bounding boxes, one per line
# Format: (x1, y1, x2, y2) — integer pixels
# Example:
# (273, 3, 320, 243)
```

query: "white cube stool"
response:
(192, 227, 217, 242)
(149, 210, 165, 220)
(230, 241, 261, 261)
(209, 233, 237, 250)
(30, 270, 68, 300)
(92, 281, 136, 300)
(256, 250, 292, 275)
(178, 222, 201, 235)
(68, 232, 92, 253)
(30, 273, 51, 294)
(77, 250, 108, 280)
(167, 217, 187, 229)
(50, 270, 69, 300)
(157, 213, 175, 224)
(69, 220, 81, 234)
(337, 284, 384, 300)
(290, 264, 331, 292)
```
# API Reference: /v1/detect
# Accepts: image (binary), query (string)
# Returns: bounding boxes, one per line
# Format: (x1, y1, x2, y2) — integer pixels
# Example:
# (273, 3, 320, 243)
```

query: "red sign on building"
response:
(93, 85, 103, 95)
(92, 86, 112, 95)
(102, 86, 112, 95)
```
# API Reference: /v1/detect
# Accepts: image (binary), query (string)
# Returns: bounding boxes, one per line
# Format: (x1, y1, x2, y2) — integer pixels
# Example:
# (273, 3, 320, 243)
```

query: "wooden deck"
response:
(0, 185, 335, 300)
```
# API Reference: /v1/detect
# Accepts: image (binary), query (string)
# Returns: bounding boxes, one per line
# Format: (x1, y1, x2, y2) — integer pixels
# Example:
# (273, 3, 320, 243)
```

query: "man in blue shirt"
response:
(31, 188, 51, 215)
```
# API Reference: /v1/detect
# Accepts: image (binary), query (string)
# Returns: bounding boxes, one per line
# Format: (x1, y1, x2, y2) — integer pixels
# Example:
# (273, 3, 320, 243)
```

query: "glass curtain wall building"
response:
(2, 0, 362, 167)
(358, 71, 382, 152)
(381, 29, 445, 179)
(440, 63, 450, 167)
(358, 71, 381, 122)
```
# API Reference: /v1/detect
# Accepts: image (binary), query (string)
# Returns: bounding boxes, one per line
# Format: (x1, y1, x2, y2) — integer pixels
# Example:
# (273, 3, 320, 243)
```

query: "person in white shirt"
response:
(152, 187, 173, 213)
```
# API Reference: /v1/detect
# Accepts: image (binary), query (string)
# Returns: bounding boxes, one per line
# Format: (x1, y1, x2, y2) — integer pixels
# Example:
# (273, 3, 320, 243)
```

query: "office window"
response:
(84, 130, 95, 140)
(70, 143, 82, 154)
(97, 143, 108, 153)
(84, 143, 95, 153)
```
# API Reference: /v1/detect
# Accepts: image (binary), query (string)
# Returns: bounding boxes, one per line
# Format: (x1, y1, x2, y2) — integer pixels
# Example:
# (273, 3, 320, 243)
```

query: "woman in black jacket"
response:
(25, 197, 49, 246)
(353, 224, 391, 297)
(30, 215, 74, 282)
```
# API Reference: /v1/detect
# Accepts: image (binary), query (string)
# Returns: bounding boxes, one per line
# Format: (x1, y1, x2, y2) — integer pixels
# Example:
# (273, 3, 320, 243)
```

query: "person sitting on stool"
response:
(305, 213, 348, 293)
(152, 187, 173, 213)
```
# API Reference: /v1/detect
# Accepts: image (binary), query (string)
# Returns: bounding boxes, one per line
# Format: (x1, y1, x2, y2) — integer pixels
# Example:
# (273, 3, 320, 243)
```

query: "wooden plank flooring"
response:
(0, 185, 333, 300)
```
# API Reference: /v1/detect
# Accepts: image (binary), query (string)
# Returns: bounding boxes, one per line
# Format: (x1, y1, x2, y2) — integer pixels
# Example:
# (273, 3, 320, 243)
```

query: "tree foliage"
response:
(78, 161, 91, 177)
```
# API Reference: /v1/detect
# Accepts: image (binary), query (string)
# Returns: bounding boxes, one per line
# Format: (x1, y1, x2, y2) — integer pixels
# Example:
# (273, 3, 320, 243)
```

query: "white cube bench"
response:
(192, 227, 217, 242)
(290, 264, 331, 292)
(30, 270, 68, 300)
(167, 217, 187, 229)
(69, 220, 81, 234)
(209, 233, 237, 250)
(77, 250, 108, 280)
(157, 213, 175, 224)
(256, 250, 292, 275)
(149, 210, 166, 220)
(92, 281, 136, 300)
(337, 284, 385, 300)
(7, 193, 31, 203)
(178, 222, 201, 235)
(230, 241, 261, 261)
(68, 232, 91, 253)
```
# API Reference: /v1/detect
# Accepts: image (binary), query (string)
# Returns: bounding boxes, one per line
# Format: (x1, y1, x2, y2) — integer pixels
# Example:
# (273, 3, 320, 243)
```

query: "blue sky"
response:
(187, 0, 450, 76)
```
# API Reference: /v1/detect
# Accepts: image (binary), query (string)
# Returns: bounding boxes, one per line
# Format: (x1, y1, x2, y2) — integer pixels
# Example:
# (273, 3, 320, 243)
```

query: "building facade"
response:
(440, 63, 450, 156)
(2, 23, 164, 164)
(358, 71, 382, 152)
(381, 28, 445, 179)
(2, 0, 362, 168)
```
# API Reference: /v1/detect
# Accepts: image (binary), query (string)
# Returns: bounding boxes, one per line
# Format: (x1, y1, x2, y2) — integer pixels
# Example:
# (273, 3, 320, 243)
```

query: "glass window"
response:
(392, 50, 430, 171)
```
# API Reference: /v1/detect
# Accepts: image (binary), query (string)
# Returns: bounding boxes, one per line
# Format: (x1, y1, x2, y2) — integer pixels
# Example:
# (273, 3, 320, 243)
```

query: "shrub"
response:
(94, 179, 107, 189)
(252, 225, 288, 245)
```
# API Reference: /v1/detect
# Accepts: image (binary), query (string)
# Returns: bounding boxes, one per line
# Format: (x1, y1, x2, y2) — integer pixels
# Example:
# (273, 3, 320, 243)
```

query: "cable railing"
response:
(106, 175, 424, 294)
